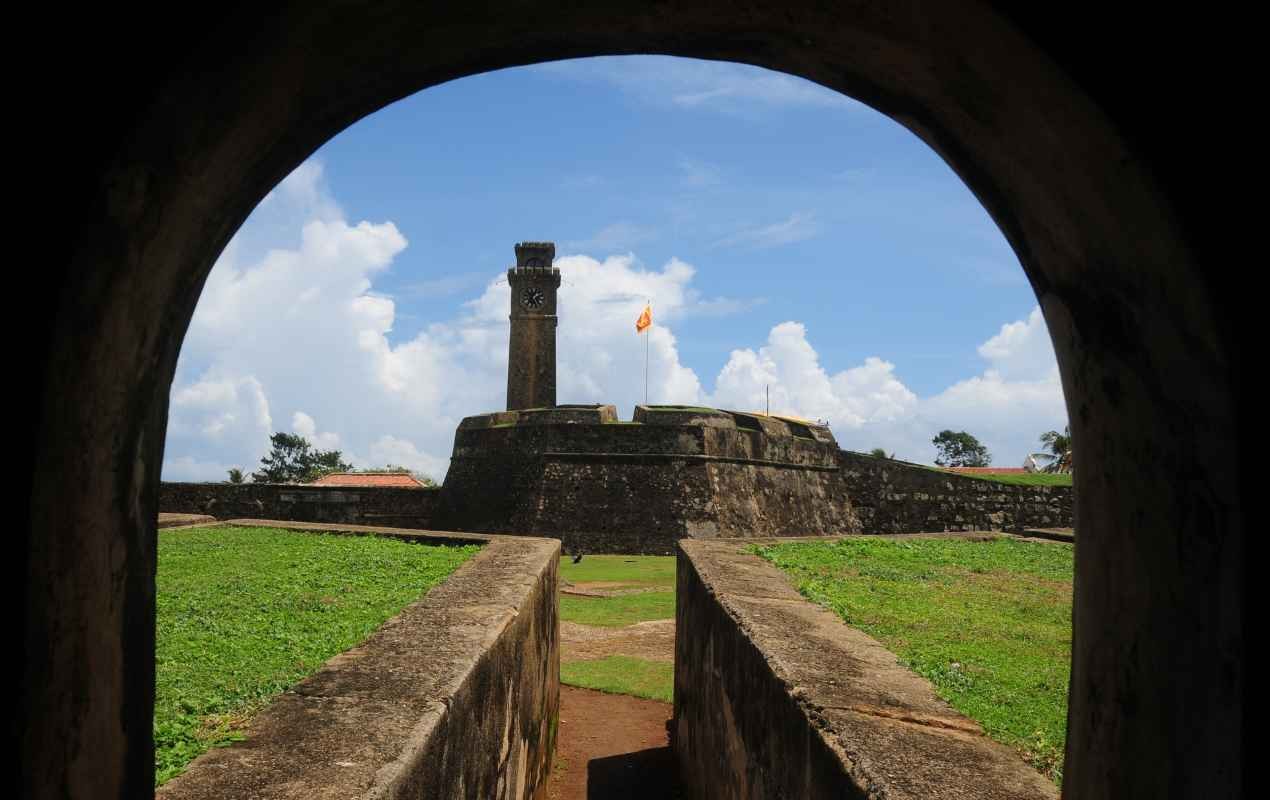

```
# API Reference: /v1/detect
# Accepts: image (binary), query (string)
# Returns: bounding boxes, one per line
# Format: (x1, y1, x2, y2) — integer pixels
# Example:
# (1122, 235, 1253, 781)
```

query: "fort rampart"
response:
(159, 481, 442, 529)
(837, 450, 1073, 533)
(160, 408, 1073, 550)
(435, 406, 861, 554)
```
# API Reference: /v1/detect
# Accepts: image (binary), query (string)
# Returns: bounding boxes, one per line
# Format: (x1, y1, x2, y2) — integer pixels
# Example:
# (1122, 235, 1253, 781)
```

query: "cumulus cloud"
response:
(976, 306, 1058, 380)
(164, 163, 716, 482)
(164, 159, 1065, 484)
(706, 311, 1066, 465)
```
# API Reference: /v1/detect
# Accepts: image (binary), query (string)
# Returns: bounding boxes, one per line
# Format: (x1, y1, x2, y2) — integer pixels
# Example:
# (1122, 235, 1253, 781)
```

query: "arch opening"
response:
(24, 5, 1242, 799)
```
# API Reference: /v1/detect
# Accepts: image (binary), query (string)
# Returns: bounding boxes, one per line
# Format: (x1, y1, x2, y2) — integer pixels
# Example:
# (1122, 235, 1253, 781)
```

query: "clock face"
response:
(519, 287, 545, 309)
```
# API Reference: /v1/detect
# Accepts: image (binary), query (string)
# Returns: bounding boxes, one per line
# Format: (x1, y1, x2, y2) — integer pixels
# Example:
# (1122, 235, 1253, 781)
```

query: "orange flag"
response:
(635, 303, 652, 333)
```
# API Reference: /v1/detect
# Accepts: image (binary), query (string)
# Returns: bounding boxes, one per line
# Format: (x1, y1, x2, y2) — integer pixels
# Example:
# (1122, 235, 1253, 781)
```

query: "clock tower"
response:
(506, 241, 561, 410)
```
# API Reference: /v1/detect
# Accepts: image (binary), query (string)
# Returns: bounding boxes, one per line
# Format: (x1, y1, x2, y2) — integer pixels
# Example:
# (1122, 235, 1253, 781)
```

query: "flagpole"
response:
(644, 303, 650, 405)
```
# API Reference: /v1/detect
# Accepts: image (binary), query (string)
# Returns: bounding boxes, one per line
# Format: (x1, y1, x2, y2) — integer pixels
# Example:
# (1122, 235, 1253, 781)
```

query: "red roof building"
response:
(308, 472, 430, 488)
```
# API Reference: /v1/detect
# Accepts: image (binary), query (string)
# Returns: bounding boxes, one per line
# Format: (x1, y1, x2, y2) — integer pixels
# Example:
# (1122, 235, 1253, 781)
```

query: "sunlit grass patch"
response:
(956, 471, 1073, 486)
(560, 591, 675, 627)
(560, 554, 676, 589)
(752, 536, 1072, 785)
(561, 655, 674, 702)
(155, 526, 479, 785)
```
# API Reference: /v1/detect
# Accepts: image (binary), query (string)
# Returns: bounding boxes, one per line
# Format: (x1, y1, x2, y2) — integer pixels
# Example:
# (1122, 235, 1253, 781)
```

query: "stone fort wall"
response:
(159, 482, 442, 529)
(434, 406, 862, 555)
(838, 449, 1073, 533)
(159, 408, 1073, 550)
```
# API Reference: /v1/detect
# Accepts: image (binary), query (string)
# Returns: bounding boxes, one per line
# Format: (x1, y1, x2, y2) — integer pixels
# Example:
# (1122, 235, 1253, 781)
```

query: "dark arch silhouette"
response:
(21, 3, 1242, 797)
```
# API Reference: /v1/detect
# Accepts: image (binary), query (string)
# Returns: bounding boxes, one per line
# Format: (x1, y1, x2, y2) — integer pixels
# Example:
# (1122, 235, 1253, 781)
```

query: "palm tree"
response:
(1031, 426, 1073, 473)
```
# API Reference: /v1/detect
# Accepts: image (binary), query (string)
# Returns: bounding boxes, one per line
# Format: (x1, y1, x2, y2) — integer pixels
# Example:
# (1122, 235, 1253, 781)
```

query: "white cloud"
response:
(976, 306, 1057, 380)
(164, 163, 717, 482)
(706, 310, 1066, 465)
(291, 411, 341, 452)
(712, 212, 819, 249)
(164, 159, 1065, 484)
(365, 435, 450, 479)
(532, 56, 862, 114)
(708, 323, 918, 427)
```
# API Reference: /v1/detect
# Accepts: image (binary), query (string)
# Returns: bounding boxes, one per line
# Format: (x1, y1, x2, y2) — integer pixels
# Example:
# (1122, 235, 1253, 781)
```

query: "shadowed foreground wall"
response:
(157, 527, 559, 800)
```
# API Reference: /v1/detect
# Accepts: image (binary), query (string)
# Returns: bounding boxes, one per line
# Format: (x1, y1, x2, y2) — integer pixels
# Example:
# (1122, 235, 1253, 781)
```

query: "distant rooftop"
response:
(309, 472, 429, 488)
(944, 467, 1028, 475)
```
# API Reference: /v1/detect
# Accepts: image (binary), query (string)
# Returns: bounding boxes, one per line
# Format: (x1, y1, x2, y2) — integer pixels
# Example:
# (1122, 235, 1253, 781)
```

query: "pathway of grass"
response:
(559, 555, 676, 701)
(753, 536, 1072, 785)
(155, 525, 479, 785)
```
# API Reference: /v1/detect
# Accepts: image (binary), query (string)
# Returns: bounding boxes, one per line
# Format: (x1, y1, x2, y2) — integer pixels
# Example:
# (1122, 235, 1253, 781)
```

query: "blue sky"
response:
(163, 57, 1067, 481)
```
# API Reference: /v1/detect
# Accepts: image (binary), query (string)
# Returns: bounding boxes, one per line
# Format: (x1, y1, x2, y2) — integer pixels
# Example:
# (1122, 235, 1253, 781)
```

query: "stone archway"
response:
(22, 3, 1242, 797)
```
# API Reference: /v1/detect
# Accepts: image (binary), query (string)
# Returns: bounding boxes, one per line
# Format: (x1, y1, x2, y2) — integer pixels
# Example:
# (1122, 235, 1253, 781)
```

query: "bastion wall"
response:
(159, 407, 1074, 552)
(435, 405, 862, 555)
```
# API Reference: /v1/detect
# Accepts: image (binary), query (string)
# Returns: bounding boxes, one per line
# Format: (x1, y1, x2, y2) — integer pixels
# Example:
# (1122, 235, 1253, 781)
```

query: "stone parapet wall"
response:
(158, 526, 559, 800)
(159, 482, 441, 529)
(837, 450, 1073, 533)
(674, 538, 1058, 800)
(160, 429, 1070, 549)
(437, 414, 861, 553)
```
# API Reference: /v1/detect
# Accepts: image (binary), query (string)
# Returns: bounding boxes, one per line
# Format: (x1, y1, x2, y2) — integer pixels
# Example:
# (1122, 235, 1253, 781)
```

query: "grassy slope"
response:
(958, 471, 1073, 487)
(155, 526, 479, 785)
(753, 537, 1072, 784)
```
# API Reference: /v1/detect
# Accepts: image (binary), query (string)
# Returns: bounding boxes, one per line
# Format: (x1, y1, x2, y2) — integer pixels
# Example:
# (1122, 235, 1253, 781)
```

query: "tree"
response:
(932, 430, 991, 467)
(1032, 426, 1073, 473)
(226, 468, 245, 484)
(868, 448, 894, 460)
(251, 432, 353, 483)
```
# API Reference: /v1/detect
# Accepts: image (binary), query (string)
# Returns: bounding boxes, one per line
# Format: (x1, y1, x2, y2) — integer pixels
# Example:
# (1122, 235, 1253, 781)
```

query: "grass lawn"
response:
(955, 471, 1073, 487)
(155, 525, 479, 785)
(560, 554, 676, 589)
(560, 656, 674, 702)
(559, 553, 676, 627)
(559, 555, 677, 698)
(753, 536, 1072, 785)
(560, 591, 676, 627)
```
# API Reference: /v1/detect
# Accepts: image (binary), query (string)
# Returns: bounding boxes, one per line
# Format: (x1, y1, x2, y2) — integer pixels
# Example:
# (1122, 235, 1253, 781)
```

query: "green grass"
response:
(560, 591, 676, 627)
(155, 526, 479, 786)
(954, 471, 1073, 487)
(558, 554, 677, 627)
(561, 656, 674, 702)
(752, 536, 1072, 785)
(558, 555, 678, 701)
(560, 554, 676, 589)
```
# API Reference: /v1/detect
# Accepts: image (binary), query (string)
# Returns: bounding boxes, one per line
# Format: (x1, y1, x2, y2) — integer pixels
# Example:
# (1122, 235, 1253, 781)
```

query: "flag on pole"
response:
(635, 303, 652, 333)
